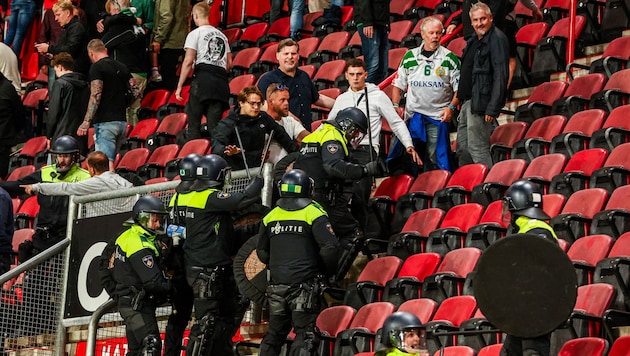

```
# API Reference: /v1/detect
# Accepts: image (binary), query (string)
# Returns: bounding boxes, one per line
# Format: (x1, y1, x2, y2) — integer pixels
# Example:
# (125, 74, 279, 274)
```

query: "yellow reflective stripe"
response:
(515, 216, 558, 239)
(263, 204, 327, 225)
(302, 123, 349, 155)
(186, 189, 219, 208)
(40, 165, 90, 183)
(116, 224, 159, 256)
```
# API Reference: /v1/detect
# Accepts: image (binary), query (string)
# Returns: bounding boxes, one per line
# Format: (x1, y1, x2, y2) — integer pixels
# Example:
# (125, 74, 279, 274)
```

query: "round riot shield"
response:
(473, 234, 577, 338)
(234, 234, 268, 305)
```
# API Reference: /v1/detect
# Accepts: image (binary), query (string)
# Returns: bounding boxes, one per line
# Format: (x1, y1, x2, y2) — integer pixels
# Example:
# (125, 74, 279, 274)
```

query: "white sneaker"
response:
(150, 71, 163, 82)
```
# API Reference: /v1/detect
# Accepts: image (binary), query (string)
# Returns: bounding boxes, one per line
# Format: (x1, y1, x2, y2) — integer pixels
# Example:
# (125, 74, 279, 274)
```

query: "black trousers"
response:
(118, 296, 161, 356)
(349, 145, 378, 231)
(163, 271, 194, 356)
(502, 333, 551, 356)
(159, 48, 184, 92)
(259, 283, 319, 356)
(184, 92, 225, 140)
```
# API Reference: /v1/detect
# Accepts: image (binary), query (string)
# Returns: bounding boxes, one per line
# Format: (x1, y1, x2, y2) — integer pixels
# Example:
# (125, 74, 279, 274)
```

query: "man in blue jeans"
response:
(354, 0, 390, 84)
(77, 39, 138, 170)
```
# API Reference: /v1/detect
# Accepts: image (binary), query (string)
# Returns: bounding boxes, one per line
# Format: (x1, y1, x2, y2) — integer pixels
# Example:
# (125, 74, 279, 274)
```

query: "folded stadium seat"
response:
(424, 295, 478, 355)
(332, 302, 396, 356)
(506, 81, 568, 125)
(593, 231, 630, 310)
(446, 37, 466, 59)
(298, 11, 323, 39)
(163, 138, 211, 180)
(530, 16, 587, 85)
(156, 85, 190, 120)
(512, 22, 550, 89)
(477, 343, 504, 356)
(589, 69, 630, 113)
(228, 47, 263, 79)
(230, 22, 269, 55)
(297, 37, 321, 65)
(311, 87, 342, 123)
(549, 188, 609, 245)
(589, 105, 630, 151)
(425, 204, 485, 257)
(544, 193, 568, 219)
(228, 74, 256, 106)
(146, 113, 188, 150)
(489, 122, 529, 163)
(557, 337, 608, 356)
(380, 208, 445, 261)
(456, 309, 501, 352)
(390, 170, 451, 234)
(137, 89, 171, 121)
(7, 136, 48, 176)
(549, 109, 607, 157)
(5, 165, 36, 182)
(221, 27, 241, 43)
(256, 16, 290, 48)
(403, 0, 445, 24)
(14, 195, 40, 230)
(115, 147, 150, 176)
(365, 174, 415, 240)
(122, 118, 159, 153)
(567, 36, 630, 81)
(470, 159, 528, 207)
(136, 144, 179, 180)
(313, 59, 347, 90)
(511, 115, 567, 162)
(548, 148, 608, 198)
(11, 228, 35, 265)
(589, 142, 630, 194)
(339, 31, 363, 61)
(590, 184, 630, 238)
(567, 234, 614, 285)
(431, 346, 475, 356)
(248, 43, 279, 80)
(387, 47, 409, 76)
(390, 0, 416, 22)
(306, 31, 352, 68)
(432, 164, 488, 212)
(521, 153, 568, 193)
(322, 256, 403, 311)
(381, 253, 442, 307)
(550, 285, 615, 355)
(388, 20, 415, 48)
(609, 335, 630, 356)
(542, 0, 572, 27)
(22, 88, 49, 136)
(550, 73, 607, 119)
(464, 200, 509, 251)
(421, 248, 482, 305)
(600, 0, 630, 43)
(398, 298, 439, 326)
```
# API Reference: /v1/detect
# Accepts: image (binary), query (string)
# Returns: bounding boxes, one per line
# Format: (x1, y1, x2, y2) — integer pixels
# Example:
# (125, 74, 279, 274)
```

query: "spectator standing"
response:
(269, 0, 283, 25)
(151, 0, 190, 91)
(256, 169, 339, 355)
(257, 39, 335, 130)
(264, 83, 309, 165)
(353, 0, 390, 84)
(177, 2, 231, 141)
(328, 59, 419, 231)
(0, 42, 21, 93)
(47, 53, 90, 154)
(77, 39, 138, 171)
(0, 187, 13, 276)
(79, 0, 107, 39)
(288, 0, 306, 40)
(391, 17, 460, 173)
(3, 0, 36, 56)
(212, 86, 297, 171)
(0, 71, 24, 180)
(455, 2, 509, 169)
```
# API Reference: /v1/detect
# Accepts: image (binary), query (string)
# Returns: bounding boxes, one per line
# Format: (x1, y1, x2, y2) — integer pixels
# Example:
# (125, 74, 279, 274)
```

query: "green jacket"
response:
(152, 0, 190, 49)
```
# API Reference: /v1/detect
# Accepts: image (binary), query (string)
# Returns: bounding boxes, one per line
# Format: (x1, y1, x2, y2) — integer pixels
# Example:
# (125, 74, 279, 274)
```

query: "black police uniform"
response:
(256, 199, 339, 355)
(111, 223, 171, 356)
(183, 186, 259, 355)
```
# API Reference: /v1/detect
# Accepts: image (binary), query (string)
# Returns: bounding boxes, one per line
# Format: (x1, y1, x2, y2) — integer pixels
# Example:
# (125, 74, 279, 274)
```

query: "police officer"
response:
(256, 169, 339, 355)
(502, 179, 557, 356)
(375, 312, 428, 356)
(293, 107, 381, 280)
(162, 153, 201, 356)
(183, 154, 263, 355)
(0, 135, 90, 257)
(110, 195, 171, 356)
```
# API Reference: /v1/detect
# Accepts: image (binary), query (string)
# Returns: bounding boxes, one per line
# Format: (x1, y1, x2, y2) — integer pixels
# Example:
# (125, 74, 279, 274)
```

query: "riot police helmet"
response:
(503, 180, 550, 220)
(277, 169, 314, 210)
(133, 195, 168, 235)
(332, 107, 368, 148)
(189, 154, 232, 191)
(176, 153, 202, 193)
(49, 135, 81, 173)
(380, 312, 426, 353)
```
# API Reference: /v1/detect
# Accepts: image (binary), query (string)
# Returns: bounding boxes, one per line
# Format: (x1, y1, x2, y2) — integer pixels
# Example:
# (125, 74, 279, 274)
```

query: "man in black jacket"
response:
(455, 2, 509, 169)
(47, 52, 90, 155)
(0, 71, 24, 180)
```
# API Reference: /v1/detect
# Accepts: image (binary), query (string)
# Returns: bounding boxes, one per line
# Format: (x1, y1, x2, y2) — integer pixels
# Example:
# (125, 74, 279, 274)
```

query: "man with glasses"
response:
(212, 86, 297, 171)
(176, 1, 231, 141)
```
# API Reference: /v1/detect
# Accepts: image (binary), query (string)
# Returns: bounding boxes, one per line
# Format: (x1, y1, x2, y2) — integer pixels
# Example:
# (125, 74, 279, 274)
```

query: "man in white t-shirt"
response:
(175, 2, 232, 141)
(264, 83, 309, 165)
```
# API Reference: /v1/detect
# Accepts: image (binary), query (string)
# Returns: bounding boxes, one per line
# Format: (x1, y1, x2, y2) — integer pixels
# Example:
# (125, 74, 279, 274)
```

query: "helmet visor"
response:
(347, 126, 366, 149)
(391, 328, 428, 354)
(501, 197, 513, 223)
(137, 212, 168, 235)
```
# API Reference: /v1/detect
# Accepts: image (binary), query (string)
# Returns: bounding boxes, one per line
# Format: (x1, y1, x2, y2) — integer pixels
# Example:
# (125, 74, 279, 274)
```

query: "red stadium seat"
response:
(549, 109, 607, 157)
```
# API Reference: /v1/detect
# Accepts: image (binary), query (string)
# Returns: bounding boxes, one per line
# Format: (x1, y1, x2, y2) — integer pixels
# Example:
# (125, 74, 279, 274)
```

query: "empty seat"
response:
(489, 122, 529, 163)
(307, 31, 351, 68)
(137, 89, 171, 120)
(163, 139, 211, 180)
(333, 302, 396, 355)
(548, 148, 608, 198)
(421, 248, 482, 303)
(567, 36, 630, 80)
(590, 184, 630, 238)
(229, 47, 263, 78)
(549, 109, 607, 157)
(5, 165, 36, 182)
(509, 81, 568, 124)
(388, 20, 414, 47)
(367, 174, 415, 240)
(511, 115, 567, 162)
(512, 22, 551, 88)
(425, 204, 485, 257)
(312, 59, 346, 90)
(256, 16, 290, 47)
(470, 159, 528, 207)
(589, 142, 630, 194)
(136, 144, 180, 180)
(522, 153, 568, 192)
(590, 105, 630, 151)
(432, 164, 488, 212)
(7, 136, 48, 175)
(341, 256, 403, 311)
(593, 232, 630, 310)
(550, 188, 609, 245)
(124, 118, 160, 150)
(248, 43, 280, 79)
(382, 253, 442, 307)
(550, 73, 607, 119)
(556, 337, 607, 356)
(148, 113, 188, 149)
(589, 69, 630, 112)
(115, 148, 151, 174)
(14, 196, 40, 230)
(229, 74, 257, 106)
(398, 298, 439, 324)
(465, 200, 509, 251)
(567, 234, 614, 285)
(230, 22, 269, 54)
(446, 37, 466, 59)
(384, 208, 446, 261)
(608, 334, 630, 356)
(425, 295, 478, 354)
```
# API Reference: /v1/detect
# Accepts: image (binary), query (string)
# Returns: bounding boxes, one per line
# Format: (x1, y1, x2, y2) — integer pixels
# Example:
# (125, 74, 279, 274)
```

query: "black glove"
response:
(243, 176, 264, 197)
(363, 160, 382, 177)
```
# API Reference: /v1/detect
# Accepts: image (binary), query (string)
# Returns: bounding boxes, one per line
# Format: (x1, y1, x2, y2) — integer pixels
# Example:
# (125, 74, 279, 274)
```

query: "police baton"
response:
(364, 86, 376, 190)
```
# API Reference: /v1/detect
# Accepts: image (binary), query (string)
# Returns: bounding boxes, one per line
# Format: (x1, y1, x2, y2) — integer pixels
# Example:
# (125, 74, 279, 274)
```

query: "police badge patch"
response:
(217, 192, 231, 199)
(142, 255, 154, 268)
(327, 144, 339, 154)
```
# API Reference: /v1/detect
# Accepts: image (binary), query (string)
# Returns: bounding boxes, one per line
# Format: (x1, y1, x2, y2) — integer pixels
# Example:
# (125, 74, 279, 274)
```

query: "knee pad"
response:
(141, 334, 161, 356)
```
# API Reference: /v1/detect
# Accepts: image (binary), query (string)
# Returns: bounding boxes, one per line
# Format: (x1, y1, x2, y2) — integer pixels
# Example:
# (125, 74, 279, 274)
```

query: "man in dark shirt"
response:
(455, 2, 509, 169)
(257, 38, 335, 130)
(0, 187, 13, 275)
(0, 71, 23, 180)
